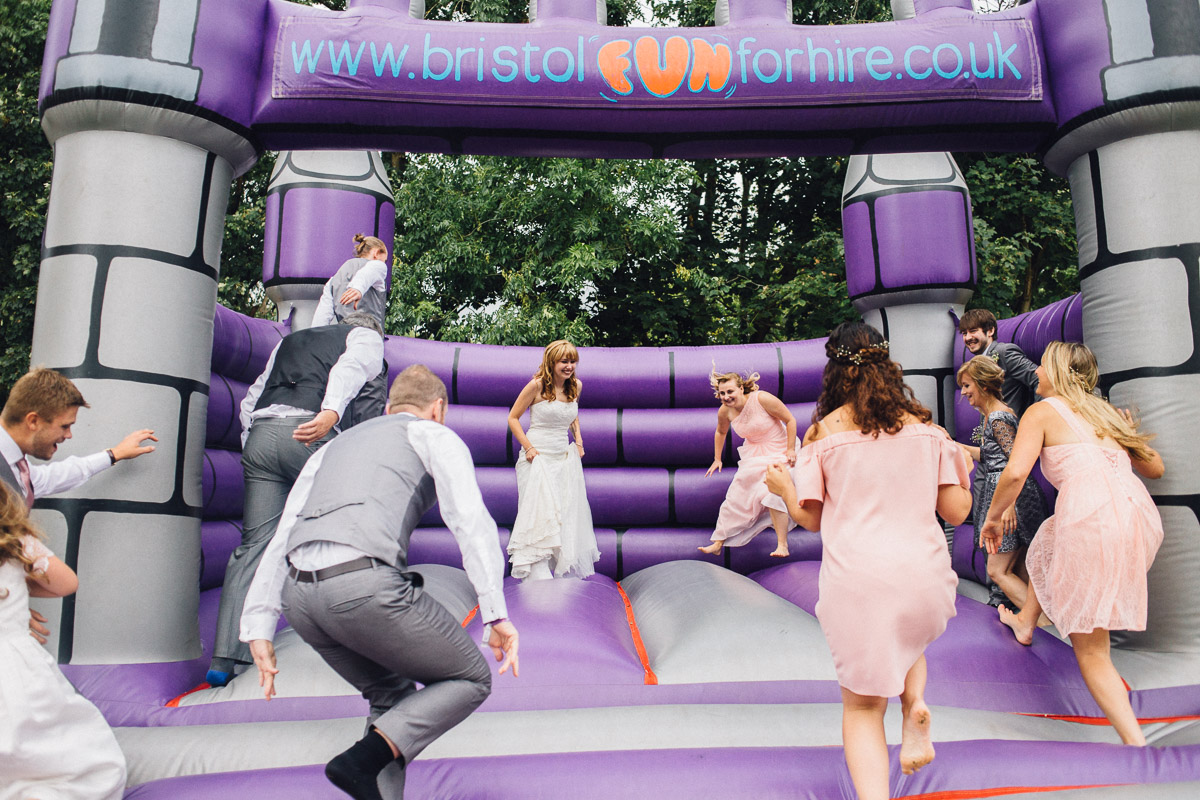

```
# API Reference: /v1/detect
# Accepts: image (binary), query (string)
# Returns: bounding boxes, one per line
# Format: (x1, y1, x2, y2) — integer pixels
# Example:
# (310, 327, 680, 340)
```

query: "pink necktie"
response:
(15, 458, 33, 510)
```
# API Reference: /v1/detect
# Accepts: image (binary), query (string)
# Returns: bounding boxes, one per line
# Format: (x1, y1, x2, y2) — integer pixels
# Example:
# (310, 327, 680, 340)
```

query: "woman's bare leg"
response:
(769, 508, 790, 558)
(899, 654, 935, 775)
(987, 550, 1028, 609)
(999, 581, 1042, 646)
(1070, 629, 1146, 745)
(840, 687, 890, 800)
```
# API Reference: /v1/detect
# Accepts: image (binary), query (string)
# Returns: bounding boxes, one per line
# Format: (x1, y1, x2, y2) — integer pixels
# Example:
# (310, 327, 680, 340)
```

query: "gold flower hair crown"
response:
(831, 341, 890, 366)
(1068, 368, 1094, 390)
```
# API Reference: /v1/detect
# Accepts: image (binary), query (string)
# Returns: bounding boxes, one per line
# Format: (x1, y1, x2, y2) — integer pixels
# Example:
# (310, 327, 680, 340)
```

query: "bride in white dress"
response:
(506, 340, 600, 581)
(0, 487, 126, 800)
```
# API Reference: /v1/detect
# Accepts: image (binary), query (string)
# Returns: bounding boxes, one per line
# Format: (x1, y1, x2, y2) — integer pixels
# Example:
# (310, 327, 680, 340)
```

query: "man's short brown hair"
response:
(388, 365, 448, 411)
(958, 308, 998, 335)
(2, 368, 89, 426)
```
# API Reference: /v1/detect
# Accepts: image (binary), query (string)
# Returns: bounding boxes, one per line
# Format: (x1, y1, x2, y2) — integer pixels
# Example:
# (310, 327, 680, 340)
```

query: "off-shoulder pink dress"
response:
(792, 425, 969, 697)
(1026, 398, 1164, 635)
(709, 392, 798, 547)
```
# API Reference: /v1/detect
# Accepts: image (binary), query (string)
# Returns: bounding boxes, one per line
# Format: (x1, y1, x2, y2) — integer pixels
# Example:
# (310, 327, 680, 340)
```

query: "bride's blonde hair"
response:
(1042, 341, 1156, 462)
(534, 340, 580, 403)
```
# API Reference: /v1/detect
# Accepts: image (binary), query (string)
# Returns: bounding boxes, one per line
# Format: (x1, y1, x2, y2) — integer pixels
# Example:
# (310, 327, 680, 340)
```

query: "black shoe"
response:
(325, 731, 397, 800)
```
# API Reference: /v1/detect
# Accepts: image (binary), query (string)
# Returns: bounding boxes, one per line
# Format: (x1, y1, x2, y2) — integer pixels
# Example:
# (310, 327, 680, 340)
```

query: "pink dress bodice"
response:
(731, 392, 788, 460)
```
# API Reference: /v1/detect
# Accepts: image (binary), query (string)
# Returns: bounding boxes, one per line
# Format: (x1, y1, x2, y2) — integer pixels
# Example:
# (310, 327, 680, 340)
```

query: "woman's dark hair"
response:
(814, 322, 931, 436)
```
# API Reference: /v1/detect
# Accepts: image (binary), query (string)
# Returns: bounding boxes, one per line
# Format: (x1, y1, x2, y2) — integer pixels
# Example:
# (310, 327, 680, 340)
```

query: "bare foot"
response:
(998, 604, 1034, 646)
(769, 547, 789, 558)
(699, 541, 723, 555)
(900, 702, 935, 775)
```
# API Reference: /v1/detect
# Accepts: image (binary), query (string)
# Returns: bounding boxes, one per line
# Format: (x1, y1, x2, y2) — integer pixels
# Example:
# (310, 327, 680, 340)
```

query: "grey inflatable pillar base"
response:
(1066, 130, 1200, 655)
(31, 128, 234, 663)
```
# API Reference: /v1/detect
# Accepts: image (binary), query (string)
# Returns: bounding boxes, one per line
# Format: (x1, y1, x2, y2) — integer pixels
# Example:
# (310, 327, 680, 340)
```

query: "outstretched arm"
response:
(980, 404, 1048, 553)
(765, 464, 822, 530)
(707, 410, 731, 476)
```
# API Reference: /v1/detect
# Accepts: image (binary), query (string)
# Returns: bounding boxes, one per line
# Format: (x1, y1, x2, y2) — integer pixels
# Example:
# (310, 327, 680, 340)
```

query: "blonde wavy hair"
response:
(710, 367, 760, 398)
(535, 340, 580, 403)
(0, 485, 43, 575)
(1042, 341, 1156, 462)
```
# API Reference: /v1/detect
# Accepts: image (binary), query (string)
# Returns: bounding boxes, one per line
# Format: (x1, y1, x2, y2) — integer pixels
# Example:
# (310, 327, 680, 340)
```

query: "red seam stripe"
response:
(1017, 712, 1200, 725)
(461, 605, 479, 628)
(165, 682, 211, 708)
(899, 784, 1125, 800)
(615, 582, 657, 685)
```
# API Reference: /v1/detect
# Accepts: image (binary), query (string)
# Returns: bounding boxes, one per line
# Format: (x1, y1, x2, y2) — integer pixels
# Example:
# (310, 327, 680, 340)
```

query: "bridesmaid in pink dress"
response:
(766, 323, 971, 800)
(699, 369, 798, 558)
(983, 341, 1164, 746)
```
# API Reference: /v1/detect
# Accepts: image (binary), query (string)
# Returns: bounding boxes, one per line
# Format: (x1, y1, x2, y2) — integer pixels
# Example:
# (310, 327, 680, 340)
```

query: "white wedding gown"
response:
(509, 400, 600, 580)
(0, 536, 126, 800)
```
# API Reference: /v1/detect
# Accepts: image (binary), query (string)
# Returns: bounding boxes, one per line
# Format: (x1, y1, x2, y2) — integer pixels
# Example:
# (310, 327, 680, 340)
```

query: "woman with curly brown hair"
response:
(766, 321, 971, 800)
(983, 341, 1164, 745)
(0, 486, 126, 798)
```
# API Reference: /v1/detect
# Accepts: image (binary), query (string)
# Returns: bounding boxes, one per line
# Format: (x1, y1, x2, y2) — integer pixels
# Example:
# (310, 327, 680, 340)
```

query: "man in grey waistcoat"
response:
(959, 307, 1041, 608)
(240, 364, 518, 800)
(311, 234, 389, 329)
(207, 311, 386, 687)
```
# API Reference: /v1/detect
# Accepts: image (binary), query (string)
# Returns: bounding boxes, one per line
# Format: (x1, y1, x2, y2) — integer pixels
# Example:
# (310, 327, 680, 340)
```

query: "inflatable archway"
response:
(27, 0, 1200, 795)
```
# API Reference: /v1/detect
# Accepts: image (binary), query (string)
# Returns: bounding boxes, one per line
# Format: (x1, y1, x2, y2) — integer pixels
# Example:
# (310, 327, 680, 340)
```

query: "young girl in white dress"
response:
(0, 486, 126, 799)
(506, 340, 600, 582)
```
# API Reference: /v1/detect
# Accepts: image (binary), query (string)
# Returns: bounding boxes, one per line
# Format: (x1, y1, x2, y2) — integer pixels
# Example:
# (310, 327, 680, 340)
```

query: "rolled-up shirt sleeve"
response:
(239, 445, 328, 643)
(409, 420, 508, 623)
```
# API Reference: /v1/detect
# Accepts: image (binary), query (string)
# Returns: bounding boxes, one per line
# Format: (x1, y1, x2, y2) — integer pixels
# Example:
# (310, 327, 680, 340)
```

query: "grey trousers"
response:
(282, 564, 492, 766)
(212, 416, 332, 666)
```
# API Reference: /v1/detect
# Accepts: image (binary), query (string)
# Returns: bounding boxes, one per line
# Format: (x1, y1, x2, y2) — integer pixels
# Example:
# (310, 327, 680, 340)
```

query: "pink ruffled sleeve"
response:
(792, 447, 826, 504)
(938, 435, 971, 490)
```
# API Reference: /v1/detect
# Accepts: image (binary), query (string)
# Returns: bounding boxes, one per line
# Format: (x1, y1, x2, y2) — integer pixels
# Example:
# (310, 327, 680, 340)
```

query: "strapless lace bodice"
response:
(524, 400, 578, 455)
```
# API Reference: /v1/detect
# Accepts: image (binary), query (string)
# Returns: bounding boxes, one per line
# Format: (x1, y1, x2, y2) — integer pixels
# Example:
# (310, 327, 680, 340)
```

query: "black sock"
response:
(325, 730, 400, 800)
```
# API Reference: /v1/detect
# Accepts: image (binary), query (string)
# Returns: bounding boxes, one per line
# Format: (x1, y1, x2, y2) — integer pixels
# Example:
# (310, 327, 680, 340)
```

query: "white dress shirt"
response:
(239, 414, 508, 644)
(0, 426, 112, 499)
(311, 259, 388, 327)
(239, 326, 384, 447)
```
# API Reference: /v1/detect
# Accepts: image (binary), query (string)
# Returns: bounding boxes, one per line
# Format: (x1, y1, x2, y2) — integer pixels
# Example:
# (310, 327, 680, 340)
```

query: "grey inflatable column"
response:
(841, 153, 977, 427)
(1043, 0, 1200, 657)
(34, 0, 255, 663)
(262, 152, 395, 330)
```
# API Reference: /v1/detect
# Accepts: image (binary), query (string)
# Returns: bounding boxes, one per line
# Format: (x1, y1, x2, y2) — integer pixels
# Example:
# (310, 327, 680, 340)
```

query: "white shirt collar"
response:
(0, 426, 24, 469)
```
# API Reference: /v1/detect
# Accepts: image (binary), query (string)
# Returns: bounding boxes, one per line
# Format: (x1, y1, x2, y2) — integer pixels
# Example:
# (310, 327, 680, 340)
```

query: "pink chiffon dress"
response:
(1025, 398, 1164, 635)
(791, 425, 969, 697)
(708, 392, 798, 547)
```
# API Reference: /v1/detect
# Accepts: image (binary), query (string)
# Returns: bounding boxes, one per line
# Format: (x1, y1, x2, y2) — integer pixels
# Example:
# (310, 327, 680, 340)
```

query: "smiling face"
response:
(553, 358, 576, 384)
(961, 326, 994, 356)
(959, 374, 984, 410)
(27, 407, 78, 461)
(716, 379, 743, 408)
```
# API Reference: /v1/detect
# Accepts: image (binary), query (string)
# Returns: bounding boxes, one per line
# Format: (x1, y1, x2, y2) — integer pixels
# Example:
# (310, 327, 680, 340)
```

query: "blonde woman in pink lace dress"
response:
(983, 341, 1164, 746)
(699, 369, 798, 558)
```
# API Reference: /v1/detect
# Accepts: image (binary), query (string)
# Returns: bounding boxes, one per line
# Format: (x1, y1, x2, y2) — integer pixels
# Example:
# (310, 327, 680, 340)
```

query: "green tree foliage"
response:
(0, 0, 52, 392)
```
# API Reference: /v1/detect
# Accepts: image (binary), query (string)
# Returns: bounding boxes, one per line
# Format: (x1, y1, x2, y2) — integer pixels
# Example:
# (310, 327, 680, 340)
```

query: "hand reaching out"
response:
(705, 459, 722, 477)
(487, 620, 519, 677)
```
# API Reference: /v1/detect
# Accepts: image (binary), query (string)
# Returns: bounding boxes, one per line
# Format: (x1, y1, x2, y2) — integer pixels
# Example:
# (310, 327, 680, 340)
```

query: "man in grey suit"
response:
(240, 364, 518, 800)
(959, 307, 1041, 608)
(959, 308, 1039, 417)
(207, 311, 387, 687)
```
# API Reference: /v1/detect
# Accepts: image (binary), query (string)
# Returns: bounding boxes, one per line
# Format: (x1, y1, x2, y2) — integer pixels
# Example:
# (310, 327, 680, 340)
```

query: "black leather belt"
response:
(288, 556, 382, 583)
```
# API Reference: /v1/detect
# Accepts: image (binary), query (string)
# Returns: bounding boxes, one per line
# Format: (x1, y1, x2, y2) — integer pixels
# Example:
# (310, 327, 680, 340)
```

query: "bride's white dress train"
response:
(508, 400, 600, 580)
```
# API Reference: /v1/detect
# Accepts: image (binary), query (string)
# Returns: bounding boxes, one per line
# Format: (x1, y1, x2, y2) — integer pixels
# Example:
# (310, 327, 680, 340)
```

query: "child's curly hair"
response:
(0, 485, 42, 575)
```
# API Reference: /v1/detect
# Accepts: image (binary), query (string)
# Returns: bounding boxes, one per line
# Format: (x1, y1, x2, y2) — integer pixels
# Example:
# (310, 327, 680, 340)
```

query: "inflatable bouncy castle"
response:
(24, 0, 1200, 796)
